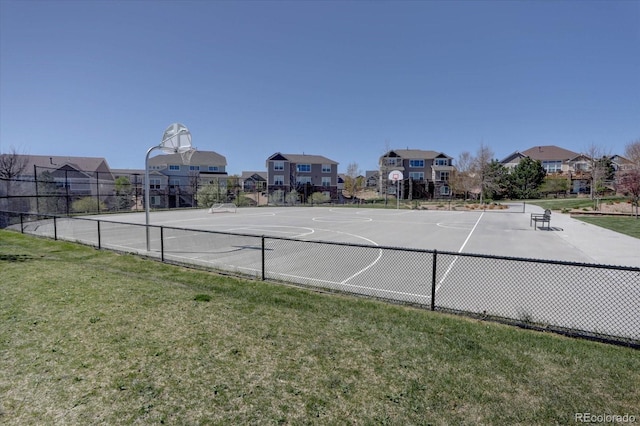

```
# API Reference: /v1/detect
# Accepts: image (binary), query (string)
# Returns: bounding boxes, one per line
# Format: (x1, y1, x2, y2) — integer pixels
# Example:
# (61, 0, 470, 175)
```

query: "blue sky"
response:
(1, 0, 638, 175)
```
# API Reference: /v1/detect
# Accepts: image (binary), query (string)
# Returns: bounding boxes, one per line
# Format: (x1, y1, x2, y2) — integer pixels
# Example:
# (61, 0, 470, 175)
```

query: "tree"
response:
(624, 139, 640, 167)
(508, 157, 546, 199)
(618, 169, 640, 218)
(268, 190, 285, 205)
(450, 151, 476, 201)
(0, 147, 28, 214)
(583, 144, 613, 204)
(539, 176, 570, 198)
(114, 176, 132, 210)
(473, 143, 495, 204)
(344, 162, 364, 200)
(72, 197, 107, 213)
(226, 175, 241, 202)
(309, 192, 330, 204)
(482, 160, 510, 200)
(197, 181, 225, 207)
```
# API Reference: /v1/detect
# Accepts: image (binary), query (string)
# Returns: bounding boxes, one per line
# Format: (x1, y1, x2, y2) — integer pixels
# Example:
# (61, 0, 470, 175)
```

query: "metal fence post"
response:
(97, 221, 101, 249)
(20, 213, 24, 233)
(262, 236, 266, 281)
(160, 226, 165, 262)
(53, 216, 57, 241)
(431, 250, 437, 311)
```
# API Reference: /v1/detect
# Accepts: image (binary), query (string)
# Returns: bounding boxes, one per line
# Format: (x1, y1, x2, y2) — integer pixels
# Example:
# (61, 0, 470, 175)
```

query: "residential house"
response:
(240, 171, 268, 193)
(266, 153, 339, 203)
(502, 145, 590, 194)
(5, 154, 115, 214)
(379, 149, 455, 199)
(365, 170, 379, 188)
(147, 150, 228, 208)
(611, 155, 635, 173)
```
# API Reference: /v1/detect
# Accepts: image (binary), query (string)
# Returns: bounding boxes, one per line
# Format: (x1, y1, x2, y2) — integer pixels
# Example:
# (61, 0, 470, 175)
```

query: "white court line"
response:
(436, 212, 484, 292)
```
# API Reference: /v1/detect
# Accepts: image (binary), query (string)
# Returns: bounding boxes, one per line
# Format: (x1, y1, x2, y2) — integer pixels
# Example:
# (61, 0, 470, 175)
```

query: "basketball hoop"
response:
(145, 123, 195, 251)
(160, 123, 192, 153)
(388, 170, 403, 182)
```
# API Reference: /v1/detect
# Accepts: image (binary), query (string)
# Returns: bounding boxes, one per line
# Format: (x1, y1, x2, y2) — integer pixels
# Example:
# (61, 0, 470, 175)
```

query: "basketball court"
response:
(86, 203, 640, 267)
(20, 204, 640, 341)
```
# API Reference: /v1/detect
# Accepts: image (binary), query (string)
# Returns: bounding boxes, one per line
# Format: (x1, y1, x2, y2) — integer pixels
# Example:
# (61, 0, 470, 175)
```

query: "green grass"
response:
(575, 216, 640, 239)
(529, 197, 624, 211)
(1, 230, 638, 424)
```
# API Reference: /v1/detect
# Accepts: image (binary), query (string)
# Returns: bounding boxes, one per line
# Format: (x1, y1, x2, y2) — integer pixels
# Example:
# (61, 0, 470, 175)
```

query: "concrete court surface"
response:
(92, 204, 640, 268)
(20, 204, 639, 340)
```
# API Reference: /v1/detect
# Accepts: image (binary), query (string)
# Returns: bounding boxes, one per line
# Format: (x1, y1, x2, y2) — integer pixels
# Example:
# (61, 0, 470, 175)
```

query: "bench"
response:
(530, 209, 551, 230)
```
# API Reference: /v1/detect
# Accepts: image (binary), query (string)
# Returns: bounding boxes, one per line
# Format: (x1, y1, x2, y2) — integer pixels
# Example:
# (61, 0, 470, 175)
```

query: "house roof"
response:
(499, 151, 527, 164)
(267, 152, 338, 165)
(521, 145, 580, 162)
(15, 154, 112, 176)
(382, 149, 452, 160)
(148, 150, 227, 167)
(240, 171, 267, 180)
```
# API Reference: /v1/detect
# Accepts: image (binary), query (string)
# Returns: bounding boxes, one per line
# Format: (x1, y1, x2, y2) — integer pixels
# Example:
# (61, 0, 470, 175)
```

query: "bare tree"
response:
(583, 144, 613, 206)
(473, 142, 495, 204)
(450, 151, 476, 201)
(617, 169, 640, 218)
(344, 162, 364, 201)
(0, 147, 28, 214)
(624, 139, 640, 167)
(0, 146, 28, 182)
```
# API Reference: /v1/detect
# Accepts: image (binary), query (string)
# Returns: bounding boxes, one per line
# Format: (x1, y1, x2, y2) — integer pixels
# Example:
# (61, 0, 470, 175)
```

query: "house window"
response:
(574, 163, 588, 171)
(297, 164, 311, 172)
(409, 160, 424, 168)
(150, 178, 161, 189)
(273, 175, 284, 185)
(170, 179, 180, 188)
(435, 158, 449, 166)
(189, 165, 200, 171)
(322, 164, 332, 173)
(322, 177, 331, 187)
(273, 161, 284, 171)
(208, 166, 219, 172)
(384, 158, 401, 167)
(296, 176, 312, 185)
(169, 165, 180, 171)
(151, 196, 161, 206)
(440, 186, 450, 196)
(542, 161, 562, 173)
(409, 172, 424, 181)
(439, 171, 450, 181)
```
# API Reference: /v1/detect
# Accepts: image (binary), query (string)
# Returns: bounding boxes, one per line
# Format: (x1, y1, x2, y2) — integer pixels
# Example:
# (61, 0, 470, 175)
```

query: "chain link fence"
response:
(3, 210, 638, 348)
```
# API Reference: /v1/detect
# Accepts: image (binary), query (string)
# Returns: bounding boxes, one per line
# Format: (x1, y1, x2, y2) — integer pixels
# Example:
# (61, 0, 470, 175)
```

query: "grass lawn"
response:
(529, 197, 623, 212)
(1, 230, 638, 424)
(574, 216, 640, 239)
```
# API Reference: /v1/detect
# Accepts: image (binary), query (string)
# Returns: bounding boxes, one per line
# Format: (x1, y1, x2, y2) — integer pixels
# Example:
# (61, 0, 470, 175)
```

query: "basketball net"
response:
(180, 147, 196, 165)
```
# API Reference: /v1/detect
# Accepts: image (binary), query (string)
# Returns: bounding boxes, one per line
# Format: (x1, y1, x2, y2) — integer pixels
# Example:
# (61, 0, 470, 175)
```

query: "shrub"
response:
(72, 197, 107, 213)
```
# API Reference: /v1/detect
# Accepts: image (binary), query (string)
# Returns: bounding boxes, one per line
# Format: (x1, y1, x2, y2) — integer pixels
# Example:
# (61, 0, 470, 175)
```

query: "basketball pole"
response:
(145, 123, 193, 252)
(145, 145, 161, 252)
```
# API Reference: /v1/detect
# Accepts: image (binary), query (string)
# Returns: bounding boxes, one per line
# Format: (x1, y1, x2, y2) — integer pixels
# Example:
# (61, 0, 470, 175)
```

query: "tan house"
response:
(501, 145, 591, 194)
(379, 149, 455, 199)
